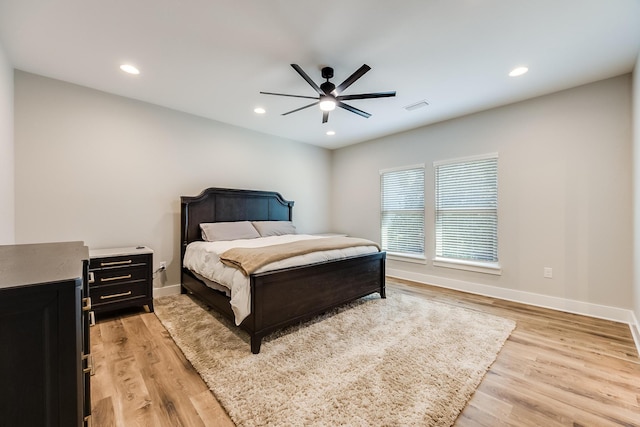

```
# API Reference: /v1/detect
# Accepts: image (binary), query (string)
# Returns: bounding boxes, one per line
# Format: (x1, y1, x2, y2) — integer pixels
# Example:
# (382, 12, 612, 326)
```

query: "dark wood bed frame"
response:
(180, 187, 386, 353)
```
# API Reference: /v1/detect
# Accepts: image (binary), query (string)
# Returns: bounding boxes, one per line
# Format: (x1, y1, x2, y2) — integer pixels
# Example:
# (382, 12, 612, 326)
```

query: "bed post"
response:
(251, 336, 262, 354)
(380, 255, 386, 298)
(181, 202, 189, 294)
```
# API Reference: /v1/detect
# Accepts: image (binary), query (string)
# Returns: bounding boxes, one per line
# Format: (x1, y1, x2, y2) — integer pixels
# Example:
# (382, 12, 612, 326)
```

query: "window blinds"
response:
(435, 156, 498, 262)
(380, 166, 425, 256)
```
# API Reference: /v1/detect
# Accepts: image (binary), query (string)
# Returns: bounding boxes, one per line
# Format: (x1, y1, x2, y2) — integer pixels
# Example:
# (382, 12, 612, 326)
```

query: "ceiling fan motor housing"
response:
(321, 67, 334, 79)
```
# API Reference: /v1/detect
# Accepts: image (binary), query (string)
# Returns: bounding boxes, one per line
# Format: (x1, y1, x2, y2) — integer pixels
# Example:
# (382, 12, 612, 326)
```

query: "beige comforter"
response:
(220, 236, 381, 276)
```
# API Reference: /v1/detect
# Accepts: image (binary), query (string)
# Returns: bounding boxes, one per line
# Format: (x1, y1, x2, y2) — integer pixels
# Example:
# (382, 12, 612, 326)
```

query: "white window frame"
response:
(433, 153, 501, 275)
(380, 164, 426, 262)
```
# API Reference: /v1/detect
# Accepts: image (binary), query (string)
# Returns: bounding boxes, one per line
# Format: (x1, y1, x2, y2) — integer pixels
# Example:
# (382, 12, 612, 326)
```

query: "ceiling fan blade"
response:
(337, 101, 371, 118)
(260, 91, 318, 100)
(335, 64, 371, 94)
(322, 111, 329, 123)
(282, 101, 319, 116)
(291, 64, 324, 95)
(337, 91, 396, 101)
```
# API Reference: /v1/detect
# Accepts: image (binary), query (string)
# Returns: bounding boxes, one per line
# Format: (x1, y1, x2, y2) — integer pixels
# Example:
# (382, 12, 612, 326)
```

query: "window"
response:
(380, 165, 425, 258)
(434, 154, 499, 271)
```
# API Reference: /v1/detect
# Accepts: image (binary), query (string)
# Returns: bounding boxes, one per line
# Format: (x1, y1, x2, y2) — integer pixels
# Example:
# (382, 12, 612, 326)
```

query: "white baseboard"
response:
(631, 311, 640, 357)
(153, 283, 182, 298)
(387, 268, 640, 355)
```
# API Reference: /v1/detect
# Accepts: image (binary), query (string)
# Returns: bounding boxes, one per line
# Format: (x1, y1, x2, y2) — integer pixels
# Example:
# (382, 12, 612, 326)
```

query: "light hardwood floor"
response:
(90, 279, 640, 426)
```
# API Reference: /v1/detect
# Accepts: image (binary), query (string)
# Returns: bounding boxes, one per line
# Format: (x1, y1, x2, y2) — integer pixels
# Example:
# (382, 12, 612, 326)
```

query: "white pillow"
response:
(251, 221, 296, 237)
(200, 221, 260, 242)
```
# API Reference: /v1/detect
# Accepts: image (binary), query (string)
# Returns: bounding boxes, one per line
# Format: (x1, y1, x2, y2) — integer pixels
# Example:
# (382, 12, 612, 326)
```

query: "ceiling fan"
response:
(260, 64, 396, 123)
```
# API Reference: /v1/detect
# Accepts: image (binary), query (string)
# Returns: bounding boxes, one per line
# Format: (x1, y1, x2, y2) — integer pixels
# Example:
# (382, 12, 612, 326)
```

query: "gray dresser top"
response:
(0, 241, 88, 290)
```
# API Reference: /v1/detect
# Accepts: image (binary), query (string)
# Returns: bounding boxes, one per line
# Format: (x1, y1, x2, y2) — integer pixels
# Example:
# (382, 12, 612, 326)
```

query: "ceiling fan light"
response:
(319, 97, 336, 111)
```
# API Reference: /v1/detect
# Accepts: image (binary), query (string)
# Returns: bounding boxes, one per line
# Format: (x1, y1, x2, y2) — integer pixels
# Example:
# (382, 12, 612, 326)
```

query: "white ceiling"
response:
(1, 0, 639, 149)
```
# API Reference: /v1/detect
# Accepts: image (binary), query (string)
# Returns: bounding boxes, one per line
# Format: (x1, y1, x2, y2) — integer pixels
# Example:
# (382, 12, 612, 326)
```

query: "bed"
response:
(180, 187, 386, 353)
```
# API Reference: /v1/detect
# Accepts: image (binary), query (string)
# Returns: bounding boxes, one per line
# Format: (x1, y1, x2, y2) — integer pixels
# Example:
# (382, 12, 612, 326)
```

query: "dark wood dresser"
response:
(0, 241, 91, 427)
(89, 246, 154, 315)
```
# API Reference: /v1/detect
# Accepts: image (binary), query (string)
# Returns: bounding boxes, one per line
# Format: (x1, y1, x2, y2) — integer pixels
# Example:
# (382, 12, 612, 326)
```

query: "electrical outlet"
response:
(159, 261, 167, 271)
(544, 267, 553, 278)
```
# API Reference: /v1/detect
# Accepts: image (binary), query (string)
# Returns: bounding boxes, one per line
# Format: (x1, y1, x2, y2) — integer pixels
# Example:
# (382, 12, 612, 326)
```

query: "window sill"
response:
(387, 252, 427, 265)
(433, 257, 502, 275)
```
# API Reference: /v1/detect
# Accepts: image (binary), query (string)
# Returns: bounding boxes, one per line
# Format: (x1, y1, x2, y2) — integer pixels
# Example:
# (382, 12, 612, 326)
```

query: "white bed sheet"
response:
(183, 234, 379, 325)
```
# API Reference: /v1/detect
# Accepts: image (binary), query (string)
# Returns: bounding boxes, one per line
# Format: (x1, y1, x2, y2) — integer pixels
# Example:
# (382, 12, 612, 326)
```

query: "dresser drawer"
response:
(90, 281, 149, 308)
(90, 265, 148, 287)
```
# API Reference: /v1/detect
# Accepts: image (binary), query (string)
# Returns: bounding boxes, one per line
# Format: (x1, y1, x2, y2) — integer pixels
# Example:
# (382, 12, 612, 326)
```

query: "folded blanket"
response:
(220, 236, 381, 276)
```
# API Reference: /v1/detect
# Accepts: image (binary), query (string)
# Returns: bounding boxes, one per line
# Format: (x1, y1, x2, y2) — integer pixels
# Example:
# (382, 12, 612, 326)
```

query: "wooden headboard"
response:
(180, 187, 294, 259)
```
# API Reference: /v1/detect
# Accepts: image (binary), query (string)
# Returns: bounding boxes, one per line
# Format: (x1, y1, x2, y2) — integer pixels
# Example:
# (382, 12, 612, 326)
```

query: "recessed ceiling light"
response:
(326, 130, 335, 136)
(120, 64, 140, 75)
(254, 107, 266, 114)
(509, 66, 528, 77)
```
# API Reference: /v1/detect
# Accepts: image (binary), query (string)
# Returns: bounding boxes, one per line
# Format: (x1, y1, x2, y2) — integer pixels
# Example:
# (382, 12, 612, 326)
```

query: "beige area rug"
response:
(154, 291, 515, 427)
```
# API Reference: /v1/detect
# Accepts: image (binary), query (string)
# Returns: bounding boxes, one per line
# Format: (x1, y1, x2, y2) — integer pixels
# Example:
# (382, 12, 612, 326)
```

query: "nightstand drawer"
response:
(91, 282, 149, 308)
(90, 265, 148, 287)
(90, 253, 149, 270)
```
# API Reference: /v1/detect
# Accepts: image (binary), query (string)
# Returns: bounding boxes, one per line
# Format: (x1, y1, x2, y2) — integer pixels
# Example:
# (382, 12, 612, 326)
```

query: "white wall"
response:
(0, 42, 14, 244)
(14, 71, 332, 288)
(332, 75, 633, 311)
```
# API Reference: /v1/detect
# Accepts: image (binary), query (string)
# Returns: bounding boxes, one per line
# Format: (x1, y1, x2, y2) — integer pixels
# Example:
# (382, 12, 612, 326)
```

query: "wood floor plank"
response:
(190, 390, 236, 427)
(91, 396, 117, 427)
(457, 390, 513, 427)
(90, 279, 640, 426)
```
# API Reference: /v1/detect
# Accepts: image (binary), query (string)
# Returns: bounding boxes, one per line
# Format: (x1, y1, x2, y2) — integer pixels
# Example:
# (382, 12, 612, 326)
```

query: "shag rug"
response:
(154, 291, 515, 427)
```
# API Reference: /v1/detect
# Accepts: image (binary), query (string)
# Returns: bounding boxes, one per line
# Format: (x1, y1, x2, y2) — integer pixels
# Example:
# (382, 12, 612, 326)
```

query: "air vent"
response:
(404, 100, 429, 111)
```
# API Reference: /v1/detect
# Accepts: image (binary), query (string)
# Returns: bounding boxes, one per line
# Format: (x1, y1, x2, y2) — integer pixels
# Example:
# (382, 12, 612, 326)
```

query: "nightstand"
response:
(89, 246, 154, 315)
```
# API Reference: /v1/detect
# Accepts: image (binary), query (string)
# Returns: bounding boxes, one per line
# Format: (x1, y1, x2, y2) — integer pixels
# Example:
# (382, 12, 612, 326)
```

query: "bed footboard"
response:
(247, 252, 386, 353)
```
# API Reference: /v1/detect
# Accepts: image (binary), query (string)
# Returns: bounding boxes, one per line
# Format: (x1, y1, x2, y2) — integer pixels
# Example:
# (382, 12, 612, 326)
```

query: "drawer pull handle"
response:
(82, 353, 94, 375)
(101, 274, 132, 282)
(88, 272, 95, 284)
(101, 260, 132, 267)
(100, 291, 132, 300)
(82, 297, 92, 312)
